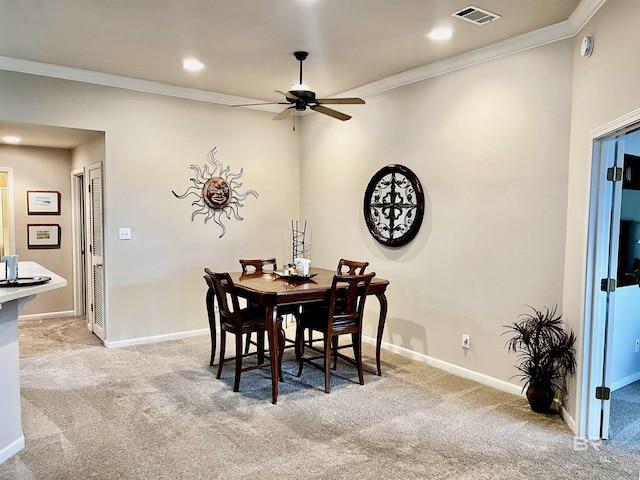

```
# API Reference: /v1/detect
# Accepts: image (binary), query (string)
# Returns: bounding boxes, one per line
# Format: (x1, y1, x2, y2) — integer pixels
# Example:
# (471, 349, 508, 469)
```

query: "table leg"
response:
(267, 305, 280, 404)
(375, 292, 388, 376)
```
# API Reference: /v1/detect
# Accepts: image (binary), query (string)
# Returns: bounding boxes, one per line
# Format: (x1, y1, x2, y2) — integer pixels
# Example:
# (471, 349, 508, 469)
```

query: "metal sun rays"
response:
(172, 148, 258, 238)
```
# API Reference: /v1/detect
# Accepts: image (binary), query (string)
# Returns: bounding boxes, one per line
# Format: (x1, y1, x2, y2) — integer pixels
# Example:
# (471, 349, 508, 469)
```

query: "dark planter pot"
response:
(526, 383, 555, 413)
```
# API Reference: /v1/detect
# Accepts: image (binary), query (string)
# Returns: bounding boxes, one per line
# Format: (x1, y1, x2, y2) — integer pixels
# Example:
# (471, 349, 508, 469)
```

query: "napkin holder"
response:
(294, 258, 311, 276)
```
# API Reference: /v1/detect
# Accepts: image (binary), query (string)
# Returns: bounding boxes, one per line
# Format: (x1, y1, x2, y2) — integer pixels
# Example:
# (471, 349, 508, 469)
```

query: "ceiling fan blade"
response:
(232, 101, 288, 107)
(273, 106, 294, 120)
(310, 105, 351, 121)
(276, 90, 303, 102)
(315, 98, 365, 105)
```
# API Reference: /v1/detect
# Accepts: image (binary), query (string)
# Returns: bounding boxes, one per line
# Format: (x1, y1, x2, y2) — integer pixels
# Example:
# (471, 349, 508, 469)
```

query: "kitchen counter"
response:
(0, 262, 67, 464)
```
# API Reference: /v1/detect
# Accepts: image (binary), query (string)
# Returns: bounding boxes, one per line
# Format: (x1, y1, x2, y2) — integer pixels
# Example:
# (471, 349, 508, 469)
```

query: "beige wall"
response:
(300, 40, 574, 389)
(0, 71, 301, 342)
(0, 145, 74, 314)
(72, 135, 105, 171)
(563, 0, 640, 430)
(2, 0, 639, 436)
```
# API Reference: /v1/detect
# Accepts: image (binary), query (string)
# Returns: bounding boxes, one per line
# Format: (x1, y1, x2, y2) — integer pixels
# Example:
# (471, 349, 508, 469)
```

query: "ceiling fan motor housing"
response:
(289, 89, 316, 110)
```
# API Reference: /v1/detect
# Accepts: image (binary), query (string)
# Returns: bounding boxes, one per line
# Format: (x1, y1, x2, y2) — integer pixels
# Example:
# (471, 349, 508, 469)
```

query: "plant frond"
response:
(503, 304, 576, 394)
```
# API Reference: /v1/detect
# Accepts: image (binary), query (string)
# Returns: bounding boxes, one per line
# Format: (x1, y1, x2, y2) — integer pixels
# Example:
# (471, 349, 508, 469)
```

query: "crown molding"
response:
(568, 0, 608, 33)
(0, 0, 605, 110)
(342, 21, 576, 99)
(0, 56, 280, 113)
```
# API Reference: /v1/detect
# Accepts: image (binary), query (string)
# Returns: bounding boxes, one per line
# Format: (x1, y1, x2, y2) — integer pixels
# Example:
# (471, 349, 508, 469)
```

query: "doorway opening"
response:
(0, 168, 16, 257)
(583, 109, 640, 444)
(70, 162, 105, 341)
(1, 122, 104, 342)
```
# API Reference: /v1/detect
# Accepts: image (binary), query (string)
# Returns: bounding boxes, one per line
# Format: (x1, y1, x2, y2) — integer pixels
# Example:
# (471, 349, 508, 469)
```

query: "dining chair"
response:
(295, 272, 375, 393)
(240, 258, 277, 354)
(239, 258, 299, 355)
(304, 258, 370, 358)
(337, 258, 369, 275)
(239, 258, 278, 275)
(204, 268, 284, 392)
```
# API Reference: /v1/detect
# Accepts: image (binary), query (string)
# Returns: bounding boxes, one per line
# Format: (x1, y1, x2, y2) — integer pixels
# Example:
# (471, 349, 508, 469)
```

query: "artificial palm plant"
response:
(503, 305, 576, 413)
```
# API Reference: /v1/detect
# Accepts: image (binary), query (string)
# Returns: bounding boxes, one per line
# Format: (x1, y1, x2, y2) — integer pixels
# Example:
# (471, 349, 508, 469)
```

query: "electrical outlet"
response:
(635, 339, 640, 353)
(118, 227, 132, 240)
(462, 334, 470, 349)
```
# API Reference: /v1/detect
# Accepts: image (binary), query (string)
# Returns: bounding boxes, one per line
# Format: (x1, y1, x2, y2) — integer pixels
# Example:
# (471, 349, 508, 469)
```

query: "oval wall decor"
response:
(363, 164, 425, 247)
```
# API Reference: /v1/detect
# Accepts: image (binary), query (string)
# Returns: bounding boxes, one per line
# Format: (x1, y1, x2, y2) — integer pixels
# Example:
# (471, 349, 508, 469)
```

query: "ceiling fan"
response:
(234, 51, 365, 122)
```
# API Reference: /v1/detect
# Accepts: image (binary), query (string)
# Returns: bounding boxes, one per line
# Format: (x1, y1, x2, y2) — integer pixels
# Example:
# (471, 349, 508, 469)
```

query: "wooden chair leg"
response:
(353, 332, 364, 385)
(244, 332, 252, 355)
(233, 332, 243, 392)
(296, 324, 306, 377)
(216, 330, 226, 379)
(278, 324, 285, 382)
(324, 335, 332, 393)
(332, 336, 339, 370)
(256, 331, 265, 364)
(294, 321, 303, 361)
(209, 327, 217, 367)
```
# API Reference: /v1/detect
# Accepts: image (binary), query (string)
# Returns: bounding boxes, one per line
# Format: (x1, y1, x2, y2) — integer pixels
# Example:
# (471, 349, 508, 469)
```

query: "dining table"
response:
(229, 266, 389, 404)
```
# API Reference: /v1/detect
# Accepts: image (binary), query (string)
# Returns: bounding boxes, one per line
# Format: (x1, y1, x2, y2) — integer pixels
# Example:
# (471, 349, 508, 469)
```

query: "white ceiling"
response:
(0, 0, 600, 147)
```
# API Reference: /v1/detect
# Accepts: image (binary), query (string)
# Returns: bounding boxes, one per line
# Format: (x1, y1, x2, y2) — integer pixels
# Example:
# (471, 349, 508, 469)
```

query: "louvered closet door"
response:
(88, 163, 105, 340)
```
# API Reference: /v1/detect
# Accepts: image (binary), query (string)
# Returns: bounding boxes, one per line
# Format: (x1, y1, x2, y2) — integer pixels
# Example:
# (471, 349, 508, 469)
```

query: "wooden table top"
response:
(230, 267, 389, 306)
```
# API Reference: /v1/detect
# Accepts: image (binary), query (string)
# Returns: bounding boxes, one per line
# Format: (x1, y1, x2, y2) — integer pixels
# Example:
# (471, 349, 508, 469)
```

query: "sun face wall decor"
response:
(172, 148, 258, 238)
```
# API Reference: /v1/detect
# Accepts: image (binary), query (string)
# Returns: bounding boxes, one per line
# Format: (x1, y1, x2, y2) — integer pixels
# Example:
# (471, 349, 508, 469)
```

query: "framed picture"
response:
(27, 224, 61, 249)
(27, 190, 61, 215)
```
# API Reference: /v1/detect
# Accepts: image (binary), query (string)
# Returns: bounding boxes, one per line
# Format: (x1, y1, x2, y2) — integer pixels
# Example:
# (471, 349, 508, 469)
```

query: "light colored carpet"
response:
(610, 380, 640, 449)
(1, 316, 639, 479)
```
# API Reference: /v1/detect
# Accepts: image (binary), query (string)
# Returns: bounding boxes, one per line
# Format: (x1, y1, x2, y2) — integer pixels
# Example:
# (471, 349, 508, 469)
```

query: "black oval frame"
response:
(363, 164, 425, 247)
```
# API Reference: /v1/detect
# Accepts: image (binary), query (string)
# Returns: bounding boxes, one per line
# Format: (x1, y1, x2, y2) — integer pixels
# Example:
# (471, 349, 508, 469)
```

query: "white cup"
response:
(294, 258, 311, 276)
(2, 255, 18, 282)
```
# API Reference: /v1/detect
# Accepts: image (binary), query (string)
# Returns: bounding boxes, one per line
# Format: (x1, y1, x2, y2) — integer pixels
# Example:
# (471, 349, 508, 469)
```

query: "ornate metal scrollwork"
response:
(363, 164, 424, 247)
(172, 147, 258, 238)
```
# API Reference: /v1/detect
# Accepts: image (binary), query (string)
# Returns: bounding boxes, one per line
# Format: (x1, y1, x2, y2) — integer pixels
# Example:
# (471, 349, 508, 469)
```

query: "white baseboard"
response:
(560, 404, 577, 435)
(104, 328, 209, 349)
(362, 335, 524, 398)
(0, 435, 24, 465)
(611, 371, 640, 391)
(18, 310, 75, 321)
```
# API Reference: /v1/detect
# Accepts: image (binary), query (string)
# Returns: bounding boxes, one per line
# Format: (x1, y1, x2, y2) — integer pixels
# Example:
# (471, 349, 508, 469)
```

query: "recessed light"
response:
(428, 28, 453, 41)
(2, 135, 21, 144)
(183, 58, 204, 72)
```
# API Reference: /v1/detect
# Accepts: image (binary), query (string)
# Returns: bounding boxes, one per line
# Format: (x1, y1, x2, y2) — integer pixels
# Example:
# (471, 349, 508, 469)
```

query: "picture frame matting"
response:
(27, 190, 61, 215)
(27, 224, 61, 249)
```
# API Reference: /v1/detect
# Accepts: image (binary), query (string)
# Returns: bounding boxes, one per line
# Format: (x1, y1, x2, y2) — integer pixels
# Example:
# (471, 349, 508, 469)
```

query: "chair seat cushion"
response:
(221, 305, 270, 329)
(300, 306, 357, 332)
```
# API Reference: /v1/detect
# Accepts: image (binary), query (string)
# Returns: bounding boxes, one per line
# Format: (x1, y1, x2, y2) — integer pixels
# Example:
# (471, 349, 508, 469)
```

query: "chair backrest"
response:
(337, 258, 369, 275)
(239, 258, 277, 275)
(204, 268, 242, 327)
(327, 272, 375, 329)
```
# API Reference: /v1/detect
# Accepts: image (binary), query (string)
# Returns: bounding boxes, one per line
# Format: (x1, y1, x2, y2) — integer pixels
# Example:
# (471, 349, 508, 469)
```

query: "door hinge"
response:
(595, 386, 611, 400)
(600, 278, 616, 292)
(607, 166, 623, 182)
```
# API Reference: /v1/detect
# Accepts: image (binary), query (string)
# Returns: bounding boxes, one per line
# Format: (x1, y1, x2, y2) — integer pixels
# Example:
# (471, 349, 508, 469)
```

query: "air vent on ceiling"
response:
(451, 5, 501, 25)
